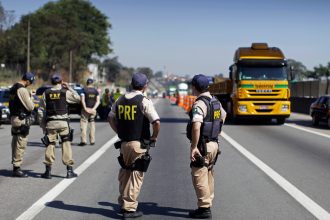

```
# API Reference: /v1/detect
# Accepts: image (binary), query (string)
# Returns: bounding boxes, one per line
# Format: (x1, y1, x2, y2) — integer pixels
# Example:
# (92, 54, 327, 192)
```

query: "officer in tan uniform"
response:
(38, 74, 81, 179)
(108, 73, 160, 219)
(187, 74, 226, 219)
(9, 72, 35, 177)
(79, 78, 100, 146)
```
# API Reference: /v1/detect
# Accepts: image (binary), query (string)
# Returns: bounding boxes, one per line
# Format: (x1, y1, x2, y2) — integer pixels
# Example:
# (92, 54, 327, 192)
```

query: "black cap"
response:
(51, 74, 62, 84)
(86, 78, 94, 84)
(192, 74, 209, 91)
(131, 73, 148, 88)
(22, 72, 35, 84)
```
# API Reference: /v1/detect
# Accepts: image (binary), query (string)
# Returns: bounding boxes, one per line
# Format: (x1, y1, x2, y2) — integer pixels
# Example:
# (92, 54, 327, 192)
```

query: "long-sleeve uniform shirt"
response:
(38, 84, 81, 130)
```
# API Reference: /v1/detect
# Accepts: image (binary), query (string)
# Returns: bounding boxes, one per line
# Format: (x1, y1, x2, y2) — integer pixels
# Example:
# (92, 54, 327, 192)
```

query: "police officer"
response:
(187, 74, 226, 219)
(38, 74, 81, 179)
(9, 72, 35, 177)
(113, 88, 122, 101)
(108, 73, 160, 219)
(79, 78, 100, 146)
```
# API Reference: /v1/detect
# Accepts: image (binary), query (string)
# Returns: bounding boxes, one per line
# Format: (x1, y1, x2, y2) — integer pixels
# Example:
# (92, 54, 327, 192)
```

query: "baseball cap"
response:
(22, 72, 35, 84)
(191, 74, 209, 91)
(86, 78, 94, 84)
(51, 74, 62, 84)
(131, 73, 148, 88)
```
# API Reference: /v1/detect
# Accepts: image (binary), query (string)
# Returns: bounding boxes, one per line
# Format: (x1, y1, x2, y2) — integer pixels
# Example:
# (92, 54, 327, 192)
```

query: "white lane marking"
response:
(16, 135, 119, 220)
(222, 132, 330, 220)
(284, 123, 330, 139)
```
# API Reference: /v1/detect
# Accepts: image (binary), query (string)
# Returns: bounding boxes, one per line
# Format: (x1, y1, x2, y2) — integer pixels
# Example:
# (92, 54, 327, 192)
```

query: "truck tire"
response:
(312, 114, 319, 126)
(327, 117, 330, 128)
(276, 118, 285, 125)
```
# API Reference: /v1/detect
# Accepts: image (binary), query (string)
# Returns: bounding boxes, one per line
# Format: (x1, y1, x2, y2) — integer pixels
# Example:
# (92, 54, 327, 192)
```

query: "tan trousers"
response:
(43, 126, 74, 166)
(118, 141, 147, 211)
(11, 117, 28, 167)
(11, 129, 28, 167)
(80, 109, 96, 144)
(191, 141, 219, 208)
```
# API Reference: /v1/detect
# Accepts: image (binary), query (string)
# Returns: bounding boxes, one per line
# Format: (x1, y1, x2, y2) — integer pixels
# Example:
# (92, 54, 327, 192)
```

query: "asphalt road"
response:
(0, 99, 329, 220)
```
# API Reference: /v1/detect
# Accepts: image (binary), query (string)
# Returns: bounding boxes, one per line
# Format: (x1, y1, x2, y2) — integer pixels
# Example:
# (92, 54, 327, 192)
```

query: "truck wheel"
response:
(276, 118, 285, 125)
(327, 117, 330, 128)
(312, 114, 319, 126)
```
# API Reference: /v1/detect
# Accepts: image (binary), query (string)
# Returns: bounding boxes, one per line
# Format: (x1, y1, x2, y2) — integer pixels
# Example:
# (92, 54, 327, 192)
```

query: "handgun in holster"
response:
(114, 141, 122, 149)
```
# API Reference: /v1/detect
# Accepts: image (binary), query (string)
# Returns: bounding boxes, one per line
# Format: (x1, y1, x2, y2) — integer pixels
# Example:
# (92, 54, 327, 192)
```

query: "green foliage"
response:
(136, 67, 153, 79)
(0, 0, 112, 76)
(287, 59, 308, 80)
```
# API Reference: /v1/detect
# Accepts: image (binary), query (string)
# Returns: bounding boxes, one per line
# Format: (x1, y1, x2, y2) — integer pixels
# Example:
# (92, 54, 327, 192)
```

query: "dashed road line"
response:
(222, 132, 330, 220)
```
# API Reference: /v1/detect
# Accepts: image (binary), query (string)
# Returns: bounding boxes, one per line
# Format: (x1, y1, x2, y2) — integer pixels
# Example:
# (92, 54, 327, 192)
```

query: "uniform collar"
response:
(53, 84, 62, 89)
(198, 91, 211, 98)
(131, 90, 143, 95)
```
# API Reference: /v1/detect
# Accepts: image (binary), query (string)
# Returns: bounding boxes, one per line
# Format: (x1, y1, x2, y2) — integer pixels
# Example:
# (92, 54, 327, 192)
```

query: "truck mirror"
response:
(288, 66, 294, 81)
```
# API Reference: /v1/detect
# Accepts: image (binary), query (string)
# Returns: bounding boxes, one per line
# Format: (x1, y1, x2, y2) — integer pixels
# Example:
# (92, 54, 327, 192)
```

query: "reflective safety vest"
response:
(116, 94, 150, 142)
(113, 92, 121, 101)
(84, 87, 98, 108)
(186, 96, 222, 142)
(9, 83, 31, 117)
(45, 88, 68, 117)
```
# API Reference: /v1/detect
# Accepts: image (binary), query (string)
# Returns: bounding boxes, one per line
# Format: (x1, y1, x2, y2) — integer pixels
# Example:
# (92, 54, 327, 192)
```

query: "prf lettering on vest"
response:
(88, 94, 95, 98)
(118, 105, 137, 120)
(214, 110, 221, 120)
(50, 93, 61, 99)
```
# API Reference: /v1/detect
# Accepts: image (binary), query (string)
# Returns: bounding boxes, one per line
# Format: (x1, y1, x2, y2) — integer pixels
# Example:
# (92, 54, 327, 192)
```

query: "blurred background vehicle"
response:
(310, 95, 330, 128)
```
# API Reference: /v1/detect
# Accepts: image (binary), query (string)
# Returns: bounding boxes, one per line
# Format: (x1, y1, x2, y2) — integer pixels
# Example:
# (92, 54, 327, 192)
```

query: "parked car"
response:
(310, 95, 330, 128)
(0, 89, 10, 123)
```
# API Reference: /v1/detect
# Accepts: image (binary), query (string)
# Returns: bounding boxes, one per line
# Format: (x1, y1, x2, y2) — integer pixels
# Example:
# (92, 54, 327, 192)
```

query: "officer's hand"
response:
(62, 82, 69, 89)
(191, 147, 202, 162)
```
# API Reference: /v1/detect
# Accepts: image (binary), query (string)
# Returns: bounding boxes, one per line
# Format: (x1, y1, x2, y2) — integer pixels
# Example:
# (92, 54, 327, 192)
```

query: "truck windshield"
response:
(239, 66, 287, 80)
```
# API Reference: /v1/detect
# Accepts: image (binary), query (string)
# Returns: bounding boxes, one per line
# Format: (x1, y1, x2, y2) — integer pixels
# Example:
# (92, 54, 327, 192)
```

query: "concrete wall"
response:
(290, 97, 317, 115)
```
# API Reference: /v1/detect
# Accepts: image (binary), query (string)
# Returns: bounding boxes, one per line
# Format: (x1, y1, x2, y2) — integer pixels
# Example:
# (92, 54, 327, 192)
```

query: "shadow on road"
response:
(0, 169, 46, 178)
(46, 201, 121, 219)
(99, 201, 191, 218)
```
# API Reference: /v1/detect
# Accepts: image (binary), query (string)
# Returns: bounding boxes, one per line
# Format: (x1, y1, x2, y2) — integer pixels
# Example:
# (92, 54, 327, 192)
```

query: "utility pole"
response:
(27, 18, 30, 72)
(69, 50, 73, 83)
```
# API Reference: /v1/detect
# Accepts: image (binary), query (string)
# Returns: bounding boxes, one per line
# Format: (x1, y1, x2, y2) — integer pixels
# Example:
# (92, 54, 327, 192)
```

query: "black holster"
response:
(69, 128, 74, 142)
(11, 125, 30, 136)
(41, 134, 50, 146)
(114, 141, 122, 149)
(190, 155, 206, 168)
(117, 153, 152, 172)
(132, 154, 152, 172)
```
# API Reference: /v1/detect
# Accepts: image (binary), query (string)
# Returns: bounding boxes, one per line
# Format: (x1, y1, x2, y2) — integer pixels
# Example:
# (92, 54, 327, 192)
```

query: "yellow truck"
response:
(209, 43, 290, 124)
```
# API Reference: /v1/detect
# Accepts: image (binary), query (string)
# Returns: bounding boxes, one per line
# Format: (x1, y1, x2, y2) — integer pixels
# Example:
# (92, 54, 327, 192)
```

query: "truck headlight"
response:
(281, 104, 289, 112)
(238, 105, 247, 112)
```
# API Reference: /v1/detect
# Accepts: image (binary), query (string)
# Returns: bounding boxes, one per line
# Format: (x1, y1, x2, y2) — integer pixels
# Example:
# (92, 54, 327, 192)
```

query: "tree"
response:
(136, 67, 153, 79)
(313, 64, 330, 94)
(0, 0, 112, 79)
(102, 57, 122, 82)
(287, 59, 308, 80)
(154, 71, 163, 78)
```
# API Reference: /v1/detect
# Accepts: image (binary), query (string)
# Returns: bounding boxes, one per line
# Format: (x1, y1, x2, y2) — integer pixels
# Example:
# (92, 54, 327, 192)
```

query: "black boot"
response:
(122, 210, 143, 219)
(12, 166, 28, 178)
(41, 165, 52, 179)
(66, 166, 78, 178)
(188, 207, 212, 219)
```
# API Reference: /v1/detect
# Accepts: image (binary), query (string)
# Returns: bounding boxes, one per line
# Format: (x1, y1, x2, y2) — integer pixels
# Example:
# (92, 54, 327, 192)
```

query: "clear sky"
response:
(2, 0, 330, 76)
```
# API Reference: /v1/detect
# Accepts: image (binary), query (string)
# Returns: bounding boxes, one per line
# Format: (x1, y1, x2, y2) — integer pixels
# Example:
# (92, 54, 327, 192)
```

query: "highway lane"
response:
(0, 99, 329, 219)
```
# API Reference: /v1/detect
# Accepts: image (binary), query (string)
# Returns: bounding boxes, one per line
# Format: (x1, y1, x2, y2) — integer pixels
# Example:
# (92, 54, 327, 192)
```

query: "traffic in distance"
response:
(0, 43, 329, 220)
